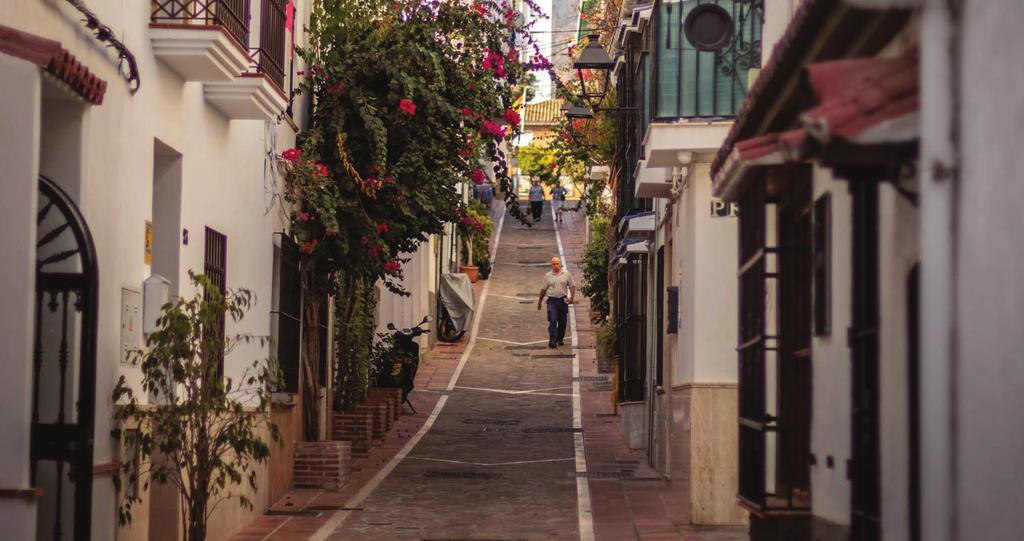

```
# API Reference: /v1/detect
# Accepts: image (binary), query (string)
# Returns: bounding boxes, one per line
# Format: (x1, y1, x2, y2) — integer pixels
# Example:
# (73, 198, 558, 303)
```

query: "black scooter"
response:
(380, 315, 433, 414)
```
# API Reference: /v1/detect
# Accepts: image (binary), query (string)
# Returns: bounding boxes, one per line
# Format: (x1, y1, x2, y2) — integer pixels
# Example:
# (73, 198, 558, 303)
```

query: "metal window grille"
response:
(849, 178, 881, 540)
(814, 193, 832, 335)
(273, 235, 301, 393)
(204, 226, 227, 376)
(737, 167, 813, 513)
(655, 246, 665, 388)
(150, 0, 251, 51)
(616, 255, 648, 402)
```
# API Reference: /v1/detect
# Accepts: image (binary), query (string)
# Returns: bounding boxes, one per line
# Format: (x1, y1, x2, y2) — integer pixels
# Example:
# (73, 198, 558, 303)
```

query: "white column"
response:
(0, 54, 41, 540)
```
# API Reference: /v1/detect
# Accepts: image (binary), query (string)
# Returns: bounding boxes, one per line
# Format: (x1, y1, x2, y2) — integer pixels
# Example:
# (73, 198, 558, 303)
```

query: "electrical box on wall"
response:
(121, 287, 141, 365)
(143, 274, 171, 334)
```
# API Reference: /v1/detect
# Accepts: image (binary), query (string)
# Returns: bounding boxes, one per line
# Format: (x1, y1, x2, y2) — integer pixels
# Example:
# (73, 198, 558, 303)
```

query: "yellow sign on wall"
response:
(144, 220, 153, 265)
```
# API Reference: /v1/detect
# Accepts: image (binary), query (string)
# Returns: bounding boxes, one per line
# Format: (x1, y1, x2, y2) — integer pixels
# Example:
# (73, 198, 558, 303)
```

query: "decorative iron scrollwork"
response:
(65, 0, 140, 94)
(714, 0, 764, 77)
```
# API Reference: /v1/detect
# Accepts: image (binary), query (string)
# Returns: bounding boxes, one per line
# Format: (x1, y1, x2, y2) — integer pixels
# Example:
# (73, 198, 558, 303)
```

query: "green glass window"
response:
(655, 0, 762, 119)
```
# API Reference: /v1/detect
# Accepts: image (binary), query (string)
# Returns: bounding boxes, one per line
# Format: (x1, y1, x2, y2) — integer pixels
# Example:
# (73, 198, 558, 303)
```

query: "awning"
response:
(801, 53, 919, 145)
(713, 53, 919, 198)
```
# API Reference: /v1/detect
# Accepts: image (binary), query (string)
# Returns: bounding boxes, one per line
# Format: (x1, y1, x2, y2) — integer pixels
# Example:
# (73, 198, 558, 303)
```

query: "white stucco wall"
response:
(954, 2, 1024, 540)
(809, 166, 853, 527)
(0, 53, 42, 541)
(878, 183, 920, 541)
(0, 0, 307, 538)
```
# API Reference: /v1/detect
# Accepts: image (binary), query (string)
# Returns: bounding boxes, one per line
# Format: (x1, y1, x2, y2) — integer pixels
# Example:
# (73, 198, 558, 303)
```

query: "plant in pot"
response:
(457, 207, 492, 282)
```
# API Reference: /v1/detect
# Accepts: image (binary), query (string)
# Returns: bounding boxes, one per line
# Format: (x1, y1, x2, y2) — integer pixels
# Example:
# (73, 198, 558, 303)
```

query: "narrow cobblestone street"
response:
(229, 203, 749, 541)
(329, 202, 580, 540)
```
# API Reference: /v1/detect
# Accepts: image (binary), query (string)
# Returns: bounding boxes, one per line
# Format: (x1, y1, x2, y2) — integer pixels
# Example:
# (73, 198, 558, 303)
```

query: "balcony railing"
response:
(151, 0, 251, 50)
(652, 0, 762, 119)
(252, 0, 287, 89)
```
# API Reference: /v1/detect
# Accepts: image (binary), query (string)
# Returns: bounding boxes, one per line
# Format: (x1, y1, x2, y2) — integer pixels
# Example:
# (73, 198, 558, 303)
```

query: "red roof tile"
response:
(0, 24, 107, 105)
(802, 53, 918, 144)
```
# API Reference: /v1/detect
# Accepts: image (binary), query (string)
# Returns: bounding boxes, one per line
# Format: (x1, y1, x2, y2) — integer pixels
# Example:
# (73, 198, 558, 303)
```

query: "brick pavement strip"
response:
(228, 203, 749, 541)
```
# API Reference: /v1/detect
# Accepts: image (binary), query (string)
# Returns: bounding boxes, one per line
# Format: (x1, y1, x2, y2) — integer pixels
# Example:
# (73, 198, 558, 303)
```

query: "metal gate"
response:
(32, 176, 98, 541)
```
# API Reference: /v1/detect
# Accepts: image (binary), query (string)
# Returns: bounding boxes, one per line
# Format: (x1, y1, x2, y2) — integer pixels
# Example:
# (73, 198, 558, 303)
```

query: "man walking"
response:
(551, 181, 567, 223)
(537, 256, 576, 348)
(528, 178, 545, 222)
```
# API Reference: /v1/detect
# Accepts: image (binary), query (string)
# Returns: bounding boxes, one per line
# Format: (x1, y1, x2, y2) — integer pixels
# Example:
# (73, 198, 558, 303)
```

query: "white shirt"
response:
(543, 269, 575, 298)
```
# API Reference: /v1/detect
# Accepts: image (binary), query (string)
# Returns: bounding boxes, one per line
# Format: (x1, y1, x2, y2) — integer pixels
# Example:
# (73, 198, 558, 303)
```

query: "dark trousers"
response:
(546, 297, 568, 344)
(530, 200, 543, 221)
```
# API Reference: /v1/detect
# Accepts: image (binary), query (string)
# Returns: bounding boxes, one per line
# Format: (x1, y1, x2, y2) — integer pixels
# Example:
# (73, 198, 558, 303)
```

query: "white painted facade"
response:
(0, 0, 311, 538)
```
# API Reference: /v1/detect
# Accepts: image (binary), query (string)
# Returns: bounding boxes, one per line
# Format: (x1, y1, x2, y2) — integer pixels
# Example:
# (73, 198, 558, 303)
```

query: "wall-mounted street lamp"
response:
(566, 34, 636, 123)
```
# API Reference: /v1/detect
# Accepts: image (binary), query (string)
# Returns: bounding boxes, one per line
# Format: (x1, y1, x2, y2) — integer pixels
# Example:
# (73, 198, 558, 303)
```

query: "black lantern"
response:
(573, 34, 614, 109)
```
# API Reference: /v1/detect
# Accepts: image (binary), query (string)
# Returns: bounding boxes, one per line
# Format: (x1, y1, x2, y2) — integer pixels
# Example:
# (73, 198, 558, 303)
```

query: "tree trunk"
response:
(300, 269, 321, 441)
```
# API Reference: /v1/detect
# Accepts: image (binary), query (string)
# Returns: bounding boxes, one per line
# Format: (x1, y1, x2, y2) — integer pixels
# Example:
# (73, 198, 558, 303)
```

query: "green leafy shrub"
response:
(580, 216, 611, 322)
(111, 272, 279, 541)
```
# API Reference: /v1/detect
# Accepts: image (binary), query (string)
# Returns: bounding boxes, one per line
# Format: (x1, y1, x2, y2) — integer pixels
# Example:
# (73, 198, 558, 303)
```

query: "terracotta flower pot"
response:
(459, 265, 479, 283)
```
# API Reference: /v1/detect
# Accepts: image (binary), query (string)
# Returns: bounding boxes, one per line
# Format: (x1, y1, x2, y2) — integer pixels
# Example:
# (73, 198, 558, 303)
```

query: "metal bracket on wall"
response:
(65, 0, 140, 94)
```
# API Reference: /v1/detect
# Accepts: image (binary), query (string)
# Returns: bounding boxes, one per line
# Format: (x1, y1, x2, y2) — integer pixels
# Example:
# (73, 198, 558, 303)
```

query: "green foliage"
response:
(580, 217, 611, 322)
(111, 272, 279, 541)
(459, 202, 494, 266)
(516, 145, 559, 185)
(597, 320, 617, 368)
(333, 276, 378, 411)
(287, 0, 542, 294)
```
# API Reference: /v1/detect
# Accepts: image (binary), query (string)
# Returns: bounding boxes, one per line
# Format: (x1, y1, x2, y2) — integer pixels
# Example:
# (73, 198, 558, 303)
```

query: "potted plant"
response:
(457, 206, 493, 282)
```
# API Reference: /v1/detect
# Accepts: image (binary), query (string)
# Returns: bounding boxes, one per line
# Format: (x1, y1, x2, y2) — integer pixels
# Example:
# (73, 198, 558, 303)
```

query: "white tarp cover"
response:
(440, 273, 475, 332)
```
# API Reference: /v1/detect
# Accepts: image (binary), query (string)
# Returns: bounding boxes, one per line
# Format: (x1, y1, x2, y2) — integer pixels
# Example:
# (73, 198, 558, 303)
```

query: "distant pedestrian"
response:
(528, 178, 545, 222)
(537, 256, 576, 348)
(551, 181, 567, 223)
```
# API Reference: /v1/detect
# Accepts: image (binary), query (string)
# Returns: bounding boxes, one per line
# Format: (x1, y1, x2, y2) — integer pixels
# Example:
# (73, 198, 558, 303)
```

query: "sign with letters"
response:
(710, 199, 739, 218)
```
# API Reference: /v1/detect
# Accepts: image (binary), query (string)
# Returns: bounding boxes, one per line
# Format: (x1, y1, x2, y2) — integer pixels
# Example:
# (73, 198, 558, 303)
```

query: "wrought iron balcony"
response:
(151, 0, 251, 49)
(652, 0, 763, 120)
(149, 0, 253, 82)
(251, 0, 286, 89)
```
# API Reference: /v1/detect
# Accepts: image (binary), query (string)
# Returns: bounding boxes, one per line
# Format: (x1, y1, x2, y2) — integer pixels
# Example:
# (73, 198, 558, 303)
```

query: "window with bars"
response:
(615, 41, 654, 221)
(653, 0, 762, 119)
(736, 167, 812, 513)
(204, 227, 227, 376)
(616, 256, 648, 402)
(273, 235, 301, 393)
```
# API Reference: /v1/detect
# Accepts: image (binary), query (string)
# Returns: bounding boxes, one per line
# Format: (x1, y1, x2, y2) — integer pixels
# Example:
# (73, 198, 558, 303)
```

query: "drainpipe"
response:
(919, 1, 961, 541)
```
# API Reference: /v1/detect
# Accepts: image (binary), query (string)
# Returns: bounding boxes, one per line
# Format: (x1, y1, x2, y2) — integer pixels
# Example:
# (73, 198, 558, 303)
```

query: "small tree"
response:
(112, 271, 279, 541)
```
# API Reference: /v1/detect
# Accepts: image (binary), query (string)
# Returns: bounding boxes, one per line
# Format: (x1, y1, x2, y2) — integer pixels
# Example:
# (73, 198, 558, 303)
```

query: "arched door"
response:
(32, 175, 98, 541)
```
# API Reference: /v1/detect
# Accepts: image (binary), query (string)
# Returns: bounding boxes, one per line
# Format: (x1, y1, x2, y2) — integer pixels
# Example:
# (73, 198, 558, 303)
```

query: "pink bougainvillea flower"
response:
(461, 107, 475, 118)
(384, 260, 402, 273)
(361, 235, 370, 245)
(549, 162, 558, 170)
(383, 176, 395, 184)
(368, 164, 379, 174)
(369, 245, 380, 257)
(472, 2, 486, 16)
(503, 107, 520, 126)
(399, 98, 417, 115)
(375, 222, 389, 234)
(471, 169, 486, 185)
(482, 119, 507, 139)
(315, 163, 329, 177)
(282, 147, 302, 162)
(298, 211, 310, 221)
(299, 239, 318, 254)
